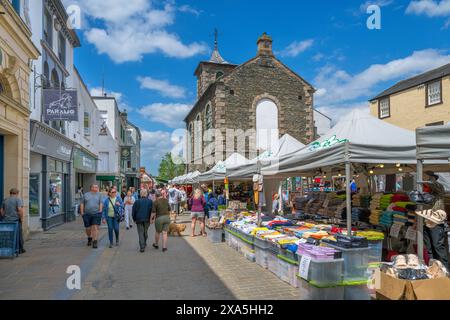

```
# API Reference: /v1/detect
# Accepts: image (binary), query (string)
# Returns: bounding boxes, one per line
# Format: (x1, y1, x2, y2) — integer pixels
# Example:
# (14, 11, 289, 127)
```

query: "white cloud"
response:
(138, 103, 191, 128)
(141, 130, 175, 162)
(137, 76, 187, 98)
(64, 0, 208, 63)
(279, 39, 314, 57)
(314, 49, 450, 105)
(360, 0, 394, 12)
(406, 0, 450, 17)
(178, 4, 201, 16)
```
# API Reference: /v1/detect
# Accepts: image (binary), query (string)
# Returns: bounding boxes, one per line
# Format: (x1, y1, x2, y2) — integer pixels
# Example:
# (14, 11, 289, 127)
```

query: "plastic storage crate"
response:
(367, 239, 383, 265)
(278, 255, 299, 287)
(254, 236, 270, 249)
(255, 246, 269, 269)
(297, 277, 344, 300)
(241, 245, 256, 262)
(297, 254, 344, 287)
(280, 247, 298, 262)
(324, 243, 370, 282)
(267, 240, 281, 255)
(0, 222, 18, 258)
(267, 252, 279, 275)
(224, 229, 231, 246)
(343, 282, 370, 300)
(236, 229, 254, 244)
(207, 228, 223, 243)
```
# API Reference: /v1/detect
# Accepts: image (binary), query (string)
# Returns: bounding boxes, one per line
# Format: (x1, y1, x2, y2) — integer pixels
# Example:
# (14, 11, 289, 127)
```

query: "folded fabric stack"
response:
(380, 211, 395, 227)
(335, 202, 346, 219)
(393, 212, 408, 226)
(380, 194, 394, 210)
(360, 195, 372, 208)
(407, 213, 416, 226)
(369, 209, 382, 225)
(394, 201, 416, 209)
(392, 193, 410, 203)
(370, 193, 383, 210)
(352, 194, 361, 207)
(351, 207, 371, 223)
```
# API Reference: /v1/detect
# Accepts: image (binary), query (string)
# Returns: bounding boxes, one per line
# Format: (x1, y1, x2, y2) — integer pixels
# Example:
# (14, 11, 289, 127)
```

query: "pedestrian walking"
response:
(102, 188, 124, 248)
(151, 190, 171, 252)
(132, 189, 153, 252)
(0, 188, 26, 254)
(189, 189, 206, 237)
(79, 184, 103, 249)
(179, 186, 187, 215)
(168, 184, 180, 216)
(120, 186, 128, 201)
(130, 187, 139, 201)
(123, 190, 135, 230)
(272, 193, 280, 215)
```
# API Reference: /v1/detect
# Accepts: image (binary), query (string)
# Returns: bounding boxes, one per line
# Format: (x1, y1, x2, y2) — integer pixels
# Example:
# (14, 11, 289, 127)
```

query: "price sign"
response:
(299, 255, 312, 280)
(390, 223, 402, 238)
(405, 227, 417, 241)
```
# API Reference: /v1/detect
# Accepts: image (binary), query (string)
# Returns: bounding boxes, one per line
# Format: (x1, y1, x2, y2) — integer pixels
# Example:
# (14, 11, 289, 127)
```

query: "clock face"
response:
(122, 149, 130, 157)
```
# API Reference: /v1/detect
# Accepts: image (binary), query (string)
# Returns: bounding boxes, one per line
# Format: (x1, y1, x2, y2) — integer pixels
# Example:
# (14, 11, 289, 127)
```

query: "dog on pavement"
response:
(168, 223, 186, 236)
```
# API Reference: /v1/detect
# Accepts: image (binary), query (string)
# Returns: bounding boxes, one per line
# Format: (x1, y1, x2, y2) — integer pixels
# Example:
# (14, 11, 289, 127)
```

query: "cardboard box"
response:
(376, 272, 450, 300)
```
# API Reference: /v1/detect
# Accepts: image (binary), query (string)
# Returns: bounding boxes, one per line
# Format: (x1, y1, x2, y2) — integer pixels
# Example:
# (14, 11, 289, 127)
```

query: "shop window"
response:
(378, 97, 390, 119)
(84, 112, 90, 136)
(426, 80, 442, 106)
(49, 173, 63, 216)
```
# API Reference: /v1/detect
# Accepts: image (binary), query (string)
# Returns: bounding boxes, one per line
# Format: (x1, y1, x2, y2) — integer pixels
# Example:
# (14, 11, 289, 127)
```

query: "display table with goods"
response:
(206, 214, 226, 244)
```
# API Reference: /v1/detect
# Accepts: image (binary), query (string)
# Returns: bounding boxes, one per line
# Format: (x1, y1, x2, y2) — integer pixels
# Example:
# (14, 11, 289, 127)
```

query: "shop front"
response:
(73, 147, 98, 214)
(30, 120, 74, 231)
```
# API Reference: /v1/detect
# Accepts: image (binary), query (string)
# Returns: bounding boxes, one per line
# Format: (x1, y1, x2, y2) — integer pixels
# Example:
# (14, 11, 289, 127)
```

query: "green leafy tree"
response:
(158, 153, 185, 181)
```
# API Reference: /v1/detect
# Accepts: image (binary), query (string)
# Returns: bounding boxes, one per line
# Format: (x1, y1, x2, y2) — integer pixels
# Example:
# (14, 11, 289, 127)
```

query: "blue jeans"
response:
(106, 216, 120, 244)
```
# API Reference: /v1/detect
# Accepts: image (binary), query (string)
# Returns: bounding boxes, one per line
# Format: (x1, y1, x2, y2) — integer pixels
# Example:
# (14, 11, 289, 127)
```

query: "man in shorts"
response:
(80, 184, 103, 249)
(1, 188, 25, 254)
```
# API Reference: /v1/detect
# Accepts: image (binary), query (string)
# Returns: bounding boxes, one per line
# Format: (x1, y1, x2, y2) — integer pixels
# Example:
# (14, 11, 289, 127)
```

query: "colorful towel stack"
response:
(407, 213, 416, 226)
(380, 194, 394, 210)
(393, 212, 408, 226)
(352, 194, 361, 207)
(370, 193, 383, 210)
(369, 210, 382, 225)
(379, 211, 395, 227)
(393, 201, 416, 209)
(391, 193, 410, 203)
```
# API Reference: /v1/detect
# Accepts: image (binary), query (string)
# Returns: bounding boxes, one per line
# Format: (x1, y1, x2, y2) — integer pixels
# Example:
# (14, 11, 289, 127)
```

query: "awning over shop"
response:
(73, 146, 98, 173)
(96, 175, 117, 181)
(199, 153, 249, 182)
(416, 124, 450, 160)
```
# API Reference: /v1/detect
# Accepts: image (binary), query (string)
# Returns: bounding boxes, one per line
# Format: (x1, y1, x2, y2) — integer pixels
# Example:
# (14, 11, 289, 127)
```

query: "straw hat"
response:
(415, 209, 447, 225)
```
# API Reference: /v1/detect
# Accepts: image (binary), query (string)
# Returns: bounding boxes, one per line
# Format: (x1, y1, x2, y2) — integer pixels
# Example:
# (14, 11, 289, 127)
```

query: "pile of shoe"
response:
(381, 254, 449, 280)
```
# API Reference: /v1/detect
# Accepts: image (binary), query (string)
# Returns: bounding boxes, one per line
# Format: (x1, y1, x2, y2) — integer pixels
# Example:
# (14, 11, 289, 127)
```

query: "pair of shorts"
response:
(82, 213, 102, 228)
(169, 203, 178, 212)
(191, 211, 205, 219)
(155, 215, 171, 233)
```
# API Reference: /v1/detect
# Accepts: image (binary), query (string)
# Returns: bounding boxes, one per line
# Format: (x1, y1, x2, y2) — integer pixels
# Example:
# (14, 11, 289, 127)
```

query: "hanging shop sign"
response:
(121, 147, 131, 160)
(43, 89, 78, 121)
(309, 135, 348, 152)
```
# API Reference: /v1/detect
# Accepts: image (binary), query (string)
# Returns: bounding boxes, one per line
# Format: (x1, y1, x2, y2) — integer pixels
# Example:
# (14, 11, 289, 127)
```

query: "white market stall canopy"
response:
(227, 134, 305, 179)
(416, 125, 450, 160)
(198, 153, 249, 182)
(171, 171, 201, 184)
(262, 109, 418, 176)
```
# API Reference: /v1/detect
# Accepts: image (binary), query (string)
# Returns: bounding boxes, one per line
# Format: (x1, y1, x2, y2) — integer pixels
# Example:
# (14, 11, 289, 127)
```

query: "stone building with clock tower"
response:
(184, 33, 317, 173)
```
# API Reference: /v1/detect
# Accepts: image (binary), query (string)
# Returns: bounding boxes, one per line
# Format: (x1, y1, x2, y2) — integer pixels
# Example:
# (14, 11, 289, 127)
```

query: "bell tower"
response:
(257, 32, 273, 57)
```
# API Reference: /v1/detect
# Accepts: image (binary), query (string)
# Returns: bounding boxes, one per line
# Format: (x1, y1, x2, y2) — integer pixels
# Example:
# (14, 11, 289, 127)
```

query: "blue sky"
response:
(65, 0, 450, 175)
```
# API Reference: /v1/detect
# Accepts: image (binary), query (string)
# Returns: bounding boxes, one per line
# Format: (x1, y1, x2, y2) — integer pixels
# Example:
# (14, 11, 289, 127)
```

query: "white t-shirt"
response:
(124, 195, 135, 208)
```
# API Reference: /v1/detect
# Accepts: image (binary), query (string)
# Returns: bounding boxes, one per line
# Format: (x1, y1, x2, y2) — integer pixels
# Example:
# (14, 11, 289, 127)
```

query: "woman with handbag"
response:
(102, 187, 124, 248)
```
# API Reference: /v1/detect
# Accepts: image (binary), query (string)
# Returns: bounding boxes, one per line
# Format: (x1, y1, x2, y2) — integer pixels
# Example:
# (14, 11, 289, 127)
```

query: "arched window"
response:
(256, 98, 279, 151)
(216, 71, 224, 79)
(43, 62, 50, 88)
(205, 104, 212, 130)
(51, 69, 59, 88)
(194, 114, 202, 160)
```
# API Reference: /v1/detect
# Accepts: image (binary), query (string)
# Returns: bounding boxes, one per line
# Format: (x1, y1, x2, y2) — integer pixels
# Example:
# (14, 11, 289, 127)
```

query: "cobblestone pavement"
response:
(0, 215, 299, 300)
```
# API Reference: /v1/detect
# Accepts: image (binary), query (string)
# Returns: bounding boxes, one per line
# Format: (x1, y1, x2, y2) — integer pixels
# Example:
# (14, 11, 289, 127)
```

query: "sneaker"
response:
(87, 238, 92, 246)
(140, 248, 145, 253)
(152, 243, 159, 249)
(162, 248, 167, 252)
(109, 243, 113, 248)
(115, 241, 119, 247)
(130, 225, 133, 228)
(92, 240, 98, 249)
(126, 227, 129, 230)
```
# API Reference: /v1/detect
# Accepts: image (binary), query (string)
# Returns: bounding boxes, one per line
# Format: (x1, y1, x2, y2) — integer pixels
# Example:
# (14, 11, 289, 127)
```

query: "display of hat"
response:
(425, 171, 439, 180)
(415, 209, 447, 224)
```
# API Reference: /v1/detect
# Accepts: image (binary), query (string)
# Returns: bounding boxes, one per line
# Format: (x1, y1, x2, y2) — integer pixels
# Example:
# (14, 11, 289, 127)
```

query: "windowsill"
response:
(379, 115, 391, 120)
(425, 101, 443, 108)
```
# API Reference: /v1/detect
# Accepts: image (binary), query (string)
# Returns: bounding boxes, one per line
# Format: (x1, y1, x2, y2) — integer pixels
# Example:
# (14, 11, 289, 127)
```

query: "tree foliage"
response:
(157, 153, 185, 181)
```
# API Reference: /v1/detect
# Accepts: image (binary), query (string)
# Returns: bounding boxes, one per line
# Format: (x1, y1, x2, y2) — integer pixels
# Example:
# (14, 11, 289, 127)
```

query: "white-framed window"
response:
(427, 80, 442, 106)
(379, 97, 390, 119)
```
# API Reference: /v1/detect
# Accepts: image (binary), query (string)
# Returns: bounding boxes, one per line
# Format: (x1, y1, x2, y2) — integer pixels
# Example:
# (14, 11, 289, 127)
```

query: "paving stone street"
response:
(0, 215, 298, 300)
